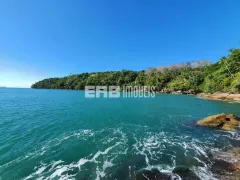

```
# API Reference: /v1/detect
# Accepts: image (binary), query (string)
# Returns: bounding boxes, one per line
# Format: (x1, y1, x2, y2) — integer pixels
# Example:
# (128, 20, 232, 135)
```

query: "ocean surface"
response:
(0, 88, 240, 180)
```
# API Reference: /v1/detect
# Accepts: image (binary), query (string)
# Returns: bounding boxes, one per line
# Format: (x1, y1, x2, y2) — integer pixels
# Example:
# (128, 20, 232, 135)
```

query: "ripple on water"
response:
(1, 90, 240, 180)
(5, 124, 220, 180)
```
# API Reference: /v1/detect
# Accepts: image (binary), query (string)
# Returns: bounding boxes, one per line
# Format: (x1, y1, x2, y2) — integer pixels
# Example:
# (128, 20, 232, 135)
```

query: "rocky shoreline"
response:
(210, 147, 240, 180)
(157, 89, 240, 102)
(197, 113, 240, 131)
(135, 113, 240, 180)
(197, 93, 240, 102)
(196, 114, 240, 179)
(157, 89, 199, 95)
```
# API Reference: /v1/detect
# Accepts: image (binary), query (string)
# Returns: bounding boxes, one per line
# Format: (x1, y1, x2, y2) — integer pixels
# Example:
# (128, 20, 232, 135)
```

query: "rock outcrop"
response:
(198, 93, 240, 102)
(197, 114, 240, 131)
(135, 167, 200, 180)
(211, 148, 240, 180)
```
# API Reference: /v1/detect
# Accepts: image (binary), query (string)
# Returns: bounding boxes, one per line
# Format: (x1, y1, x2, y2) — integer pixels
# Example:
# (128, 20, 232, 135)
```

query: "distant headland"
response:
(32, 49, 240, 99)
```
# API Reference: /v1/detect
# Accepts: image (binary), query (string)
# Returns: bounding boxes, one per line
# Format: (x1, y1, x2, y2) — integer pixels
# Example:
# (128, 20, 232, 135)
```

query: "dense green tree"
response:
(32, 49, 240, 93)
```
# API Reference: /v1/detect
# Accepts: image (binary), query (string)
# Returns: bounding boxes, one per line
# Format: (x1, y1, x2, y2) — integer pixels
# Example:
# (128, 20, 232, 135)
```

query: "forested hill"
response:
(32, 49, 240, 93)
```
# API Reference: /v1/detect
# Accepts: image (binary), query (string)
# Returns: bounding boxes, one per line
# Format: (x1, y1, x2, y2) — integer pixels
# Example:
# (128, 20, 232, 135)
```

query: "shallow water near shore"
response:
(0, 88, 240, 180)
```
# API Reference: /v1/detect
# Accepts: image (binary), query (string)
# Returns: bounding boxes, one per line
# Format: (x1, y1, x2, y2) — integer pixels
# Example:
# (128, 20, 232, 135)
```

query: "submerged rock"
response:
(197, 114, 240, 131)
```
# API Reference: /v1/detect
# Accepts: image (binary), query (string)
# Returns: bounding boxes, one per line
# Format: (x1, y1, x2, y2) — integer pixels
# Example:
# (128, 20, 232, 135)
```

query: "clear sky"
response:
(0, 0, 240, 87)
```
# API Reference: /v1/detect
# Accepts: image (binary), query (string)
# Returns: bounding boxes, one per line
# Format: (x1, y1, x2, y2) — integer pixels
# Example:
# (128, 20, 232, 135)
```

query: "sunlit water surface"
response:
(0, 88, 240, 179)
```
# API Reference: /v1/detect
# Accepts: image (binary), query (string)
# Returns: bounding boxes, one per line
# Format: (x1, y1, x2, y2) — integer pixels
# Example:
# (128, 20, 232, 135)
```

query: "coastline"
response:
(197, 92, 240, 102)
(156, 90, 240, 102)
(29, 87, 240, 102)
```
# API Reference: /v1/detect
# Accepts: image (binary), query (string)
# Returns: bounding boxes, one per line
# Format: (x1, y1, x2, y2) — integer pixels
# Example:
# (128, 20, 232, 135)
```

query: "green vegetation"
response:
(32, 49, 240, 93)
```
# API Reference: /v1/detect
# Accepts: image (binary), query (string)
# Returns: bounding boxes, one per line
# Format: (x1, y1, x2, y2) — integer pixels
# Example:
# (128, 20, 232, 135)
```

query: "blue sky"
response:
(0, 0, 240, 87)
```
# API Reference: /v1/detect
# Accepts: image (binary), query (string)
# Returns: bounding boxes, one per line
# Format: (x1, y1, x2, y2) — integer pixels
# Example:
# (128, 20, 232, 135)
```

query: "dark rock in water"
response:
(135, 169, 173, 180)
(219, 172, 240, 180)
(172, 166, 200, 180)
(210, 151, 234, 174)
(135, 167, 200, 180)
(197, 113, 240, 131)
(112, 154, 146, 180)
(210, 148, 240, 180)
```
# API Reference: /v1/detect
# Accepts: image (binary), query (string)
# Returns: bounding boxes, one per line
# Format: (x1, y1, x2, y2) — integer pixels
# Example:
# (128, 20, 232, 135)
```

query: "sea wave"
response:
(0, 124, 231, 180)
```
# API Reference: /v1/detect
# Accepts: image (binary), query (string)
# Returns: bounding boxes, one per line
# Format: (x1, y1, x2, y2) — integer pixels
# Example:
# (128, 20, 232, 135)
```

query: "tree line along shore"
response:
(32, 49, 240, 100)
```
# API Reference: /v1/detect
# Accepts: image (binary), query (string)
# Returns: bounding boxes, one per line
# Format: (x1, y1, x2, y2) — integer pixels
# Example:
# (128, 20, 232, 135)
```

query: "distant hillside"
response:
(32, 49, 240, 93)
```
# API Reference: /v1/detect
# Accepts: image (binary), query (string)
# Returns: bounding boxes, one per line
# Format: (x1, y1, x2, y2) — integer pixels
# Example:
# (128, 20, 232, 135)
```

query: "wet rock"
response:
(219, 172, 240, 180)
(160, 88, 172, 94)
(135, 169, 172, 180)
(172, 166, 200, 180)
(198, 93, 240, 102)
(197, 114, 240, 131)
(228, 148, 240, 171)
(233, 162, 240, 171)
(135, 167, 201, 180)
(188, 89, 198, 95)
(211, 148, 240, 180)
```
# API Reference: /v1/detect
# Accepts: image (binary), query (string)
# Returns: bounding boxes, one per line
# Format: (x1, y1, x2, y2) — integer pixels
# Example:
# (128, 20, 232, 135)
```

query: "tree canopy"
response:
(32, 49, 240, 93)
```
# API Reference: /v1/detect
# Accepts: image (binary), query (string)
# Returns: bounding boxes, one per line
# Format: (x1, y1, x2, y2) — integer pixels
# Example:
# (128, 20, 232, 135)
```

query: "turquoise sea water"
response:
(0, 88, 240, 180)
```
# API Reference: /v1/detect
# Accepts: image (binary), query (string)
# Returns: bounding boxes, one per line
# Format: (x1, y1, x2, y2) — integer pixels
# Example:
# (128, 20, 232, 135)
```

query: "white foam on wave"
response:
(35, 166, 46, 175)
(192, 143, 208, 158)
(92, 142, 121, 163)
(95, 165, 106, 180)
(23, 128, 128, 180)
(131, 132, 171, 167)
(25, 160, 65, 180)
(215, 129, 240, 140)
(143, 163, 217, 180)
(49, 166, 68, 179)
(52, 142, 120, 179)
(94, 155, 116, 180)
(194, 157, 207, 168)
(129, 129, 219, 180)
(20, 124, 222, 180)
(76, 158, 88, 169)
(103, 160, 114, 170)
(24, 143, 119, 180)
(143, 164, 183, 180)
(192, 166, 218, 180)
(132, 136, 150, 166)
(24, 129, 96, 161)
(142, 173, 151, 180)
(61, 129, 95, 141)
(49, 160, 64, 171)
